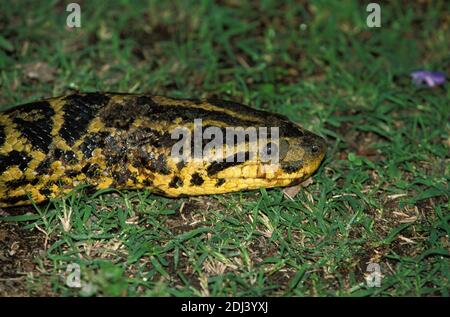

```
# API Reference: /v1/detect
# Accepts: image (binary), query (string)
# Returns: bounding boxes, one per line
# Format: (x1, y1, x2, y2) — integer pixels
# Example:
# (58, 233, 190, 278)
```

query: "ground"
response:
(0, 0, 449, 296)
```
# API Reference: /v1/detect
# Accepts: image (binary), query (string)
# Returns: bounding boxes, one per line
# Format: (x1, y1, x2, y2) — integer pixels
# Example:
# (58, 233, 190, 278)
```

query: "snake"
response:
(0, 93, 327, 207)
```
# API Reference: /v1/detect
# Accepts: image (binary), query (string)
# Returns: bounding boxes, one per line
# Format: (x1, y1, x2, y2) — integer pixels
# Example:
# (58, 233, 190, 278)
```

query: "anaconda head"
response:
(199, 113, 328, 192)
(152, 100, 327, 197)
(276, 119, 328, 184)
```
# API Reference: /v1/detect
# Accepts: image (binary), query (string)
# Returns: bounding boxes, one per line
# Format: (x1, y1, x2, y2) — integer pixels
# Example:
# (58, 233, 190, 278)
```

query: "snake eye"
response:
(311, 144, 319, 154)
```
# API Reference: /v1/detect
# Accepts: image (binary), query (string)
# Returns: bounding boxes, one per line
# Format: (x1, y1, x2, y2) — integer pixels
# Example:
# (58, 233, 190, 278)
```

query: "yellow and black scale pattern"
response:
(0, 93, 327, 207)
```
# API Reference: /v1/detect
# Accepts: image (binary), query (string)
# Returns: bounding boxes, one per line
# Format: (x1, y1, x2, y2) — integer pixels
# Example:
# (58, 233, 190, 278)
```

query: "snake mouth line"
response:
(207, 156, 325, 180)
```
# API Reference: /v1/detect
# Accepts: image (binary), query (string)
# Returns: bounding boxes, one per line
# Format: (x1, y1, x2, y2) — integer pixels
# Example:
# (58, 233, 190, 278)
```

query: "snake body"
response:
(0, 93, 326, 207)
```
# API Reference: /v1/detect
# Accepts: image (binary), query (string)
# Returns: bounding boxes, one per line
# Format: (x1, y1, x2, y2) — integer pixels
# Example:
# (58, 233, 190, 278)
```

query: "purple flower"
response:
(410, 70, 446, 87)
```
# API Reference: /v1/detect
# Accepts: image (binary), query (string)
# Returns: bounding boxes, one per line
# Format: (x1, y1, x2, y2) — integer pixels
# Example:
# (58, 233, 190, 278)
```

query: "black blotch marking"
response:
(112, 170, 131, 186)
(40, 187, 51, 197)
(100, 95, 158, 130)
(0, 150, 32, 174)
(127, 127, 176, 149)
(102, 135, 127, 165)
(59, 93, 110, 145)
(143, 179, 153, 187)
(176, 160, 186, 171)
(189, 126, 239, 154)
(132, 148, 152, 169)
(129, 175, 138, 184)
(54, 149, 78, 164)
(148, 154, 171, 175)
(206, 151, 249, 176)
(136, 96, 158, 108)
(80, 131, 109, 158)
(9, 101, 55, 153)
(142, 100, 257, 128)
(63, 150, 77, 164)
(103, 95, 306, 153)
(53, 149, 63, 159)
(215, 178, 225, 187)
(190, 173, 204, 186)
(81, 163, 100, 178)
(207, 99, 307, 139)
(66, 170, 82, 178)
(1, 194, 29, 206)
(278, 121, 305, 138)
(186, 125, 258, 161)
(35, 158, 51, 174)
(169, 176, 183, 189)
(83, 185, 97, 195)
(5, 178, 29, 189)
(281, 160, 303, 174)
(202, 125, 245, 145)
(0, 123, 5, 148)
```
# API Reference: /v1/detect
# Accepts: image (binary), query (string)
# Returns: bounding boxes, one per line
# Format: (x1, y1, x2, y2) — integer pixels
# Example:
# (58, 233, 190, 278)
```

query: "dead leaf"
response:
(283, 177, 314, 200)
(0, 229, 7, 242)
(23, 261, 35, 271)
(22, 62, 56, 82)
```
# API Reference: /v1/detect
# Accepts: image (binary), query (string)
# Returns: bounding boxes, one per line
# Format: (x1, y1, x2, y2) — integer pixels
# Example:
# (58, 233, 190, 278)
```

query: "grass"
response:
(0, 0, 449, 296)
